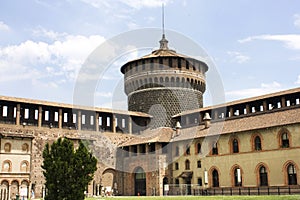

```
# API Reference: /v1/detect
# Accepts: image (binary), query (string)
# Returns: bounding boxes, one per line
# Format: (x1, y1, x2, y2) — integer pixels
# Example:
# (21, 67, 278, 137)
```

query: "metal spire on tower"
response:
(159, 3, 169, 49)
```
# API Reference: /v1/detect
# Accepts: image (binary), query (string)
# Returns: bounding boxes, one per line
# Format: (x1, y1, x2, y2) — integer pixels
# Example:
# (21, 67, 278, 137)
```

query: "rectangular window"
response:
(149, 143, 155, 154)
(34, 109, 38, 120)
(175, 178, 179, 185)
(82, 115, 86, 124)
(45, 111, 49, 121)
(132, 145, 137, 156)
(197, 160, 201, 168)
(140, 144, 146, 154)
(122, 118, 126, 128)
(178, 59, 181, 68)
(99, 116, 102, 126)
(72, 113, 77, 123)
(90, 115, 94, 125)
(24, 108, 29, 119)
(198, 178, 203, 186)
(63, 113, 68, 123)
(13, 107, 16, 118)
(54, 112, 58, 122)
(2, 106, 8, 117)
(107, 117, 110, 126)
(123, 146, 129, 157)
(175, 162, 179, 170)
(142, 60, 145, 70)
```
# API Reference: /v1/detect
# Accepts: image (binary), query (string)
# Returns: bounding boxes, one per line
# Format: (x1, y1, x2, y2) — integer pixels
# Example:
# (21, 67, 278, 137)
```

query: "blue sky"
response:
(0, 0, 300, 109)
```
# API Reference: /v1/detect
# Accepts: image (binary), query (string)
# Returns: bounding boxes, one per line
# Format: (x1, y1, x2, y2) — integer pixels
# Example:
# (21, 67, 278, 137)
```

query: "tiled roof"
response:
(173, 87, 300, 117)
(120, 106, 300, 145)
(0, 95, 151, 117)
(119, 127, 173, 146)
(172, 106, 300, 142)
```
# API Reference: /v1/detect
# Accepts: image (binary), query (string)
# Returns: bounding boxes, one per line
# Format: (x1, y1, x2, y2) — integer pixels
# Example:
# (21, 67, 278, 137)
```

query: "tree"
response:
(42, 137, 97, 200)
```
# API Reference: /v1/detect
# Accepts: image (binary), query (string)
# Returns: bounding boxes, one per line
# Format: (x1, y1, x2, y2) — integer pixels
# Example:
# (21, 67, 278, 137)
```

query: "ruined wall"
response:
(0, 124, 133, 198)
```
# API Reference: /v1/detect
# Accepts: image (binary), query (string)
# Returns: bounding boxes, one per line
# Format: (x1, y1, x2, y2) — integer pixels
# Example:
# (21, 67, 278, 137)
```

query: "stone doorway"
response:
(134, 167, 146, 196)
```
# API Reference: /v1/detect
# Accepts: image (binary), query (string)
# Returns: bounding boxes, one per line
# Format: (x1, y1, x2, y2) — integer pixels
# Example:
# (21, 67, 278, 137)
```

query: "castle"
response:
(0, 33, 299, 199)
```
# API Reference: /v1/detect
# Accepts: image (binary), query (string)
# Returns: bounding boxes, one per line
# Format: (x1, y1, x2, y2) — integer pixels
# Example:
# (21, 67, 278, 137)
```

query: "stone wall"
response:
(128, 88, 203, 128)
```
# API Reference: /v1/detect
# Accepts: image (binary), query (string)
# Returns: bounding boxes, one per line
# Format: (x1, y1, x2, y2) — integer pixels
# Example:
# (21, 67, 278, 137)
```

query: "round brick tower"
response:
(121, 34, 208, 128)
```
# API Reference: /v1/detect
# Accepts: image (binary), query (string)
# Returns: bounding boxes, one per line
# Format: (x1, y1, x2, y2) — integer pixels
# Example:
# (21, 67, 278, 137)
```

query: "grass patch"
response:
(85, 195, 300, 200)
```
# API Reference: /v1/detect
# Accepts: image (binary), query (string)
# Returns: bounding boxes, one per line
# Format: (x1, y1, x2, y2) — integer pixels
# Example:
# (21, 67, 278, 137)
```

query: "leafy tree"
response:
(42, 137, 97, 200)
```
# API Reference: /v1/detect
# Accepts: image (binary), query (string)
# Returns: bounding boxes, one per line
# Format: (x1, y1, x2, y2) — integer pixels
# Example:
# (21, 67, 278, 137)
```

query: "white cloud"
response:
(0, 31, 105, 84)
(226, 81, 283, 101)
(0, 21, 10, 31)
(227, 51, 250, 64)
(295, 75, 300, 84)
(32, 27, 68, 40)
(294, 14, 300, 29)
(239, 34, 300, 50)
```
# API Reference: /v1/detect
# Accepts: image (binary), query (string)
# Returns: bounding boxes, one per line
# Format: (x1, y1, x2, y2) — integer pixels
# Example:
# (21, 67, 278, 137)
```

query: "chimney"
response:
(203, 112, 211, 128)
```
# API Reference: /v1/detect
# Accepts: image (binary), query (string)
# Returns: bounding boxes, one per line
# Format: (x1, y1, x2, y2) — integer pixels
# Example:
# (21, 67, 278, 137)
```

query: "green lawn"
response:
(85, 195, 300, 200)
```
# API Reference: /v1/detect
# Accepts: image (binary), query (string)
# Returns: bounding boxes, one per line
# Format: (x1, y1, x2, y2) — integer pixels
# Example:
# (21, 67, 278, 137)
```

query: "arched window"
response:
(20, 161, 29, 172)
(212, 142, 218, 155)
(233, 168, 242, 186)
(254, 136, 262, 151)
(287, 164, 297, 185)
(22, 143, 29, 152)
(2, 160, 11, 172)
(175, 146, 179, 156)
(185, 160, 190, 170)
(281, 132, 289, 148)
(185, 145, 190, 155)
(196, 143, 201, 154)
(212, 169, 219, 187)
(4, 143, 11, 153)
(232, 139, 239, 153)
(259, 166, 268, 186)
(159, 77, 164, 83)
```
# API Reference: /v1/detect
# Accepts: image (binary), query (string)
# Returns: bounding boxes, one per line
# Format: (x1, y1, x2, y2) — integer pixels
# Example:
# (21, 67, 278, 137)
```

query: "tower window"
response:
(178, 59, 181, 68)
(149, 143, 155, 154)
(186, 60, 189, 70)
(168, 58, 172, 67)
(142, 60, 145, 70)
